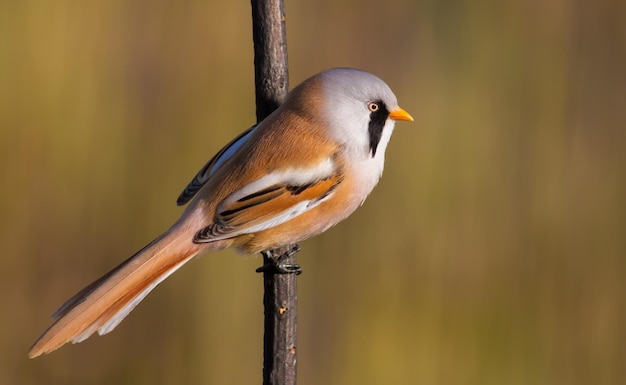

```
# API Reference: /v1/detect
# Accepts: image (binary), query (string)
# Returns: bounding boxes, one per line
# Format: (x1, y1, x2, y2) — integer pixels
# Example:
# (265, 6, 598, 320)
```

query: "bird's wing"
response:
(176, 124, 258, 206)
(194, 157, 343, 242)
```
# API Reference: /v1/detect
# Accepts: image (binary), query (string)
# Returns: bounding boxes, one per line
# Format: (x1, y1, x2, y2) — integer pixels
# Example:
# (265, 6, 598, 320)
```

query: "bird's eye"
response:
(368, 102, 380, 112)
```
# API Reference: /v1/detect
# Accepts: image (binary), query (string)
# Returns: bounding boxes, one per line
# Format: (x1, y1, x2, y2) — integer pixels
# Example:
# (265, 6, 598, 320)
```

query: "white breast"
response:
(344, 119, 396, 203)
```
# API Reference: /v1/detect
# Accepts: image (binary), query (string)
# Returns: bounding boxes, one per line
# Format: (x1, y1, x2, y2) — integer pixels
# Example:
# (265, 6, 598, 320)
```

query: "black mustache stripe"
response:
(367, 101, 389, 157)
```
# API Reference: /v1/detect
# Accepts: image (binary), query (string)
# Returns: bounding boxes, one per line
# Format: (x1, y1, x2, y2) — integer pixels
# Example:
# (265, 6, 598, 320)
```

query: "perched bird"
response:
(29, 68, 413, 358)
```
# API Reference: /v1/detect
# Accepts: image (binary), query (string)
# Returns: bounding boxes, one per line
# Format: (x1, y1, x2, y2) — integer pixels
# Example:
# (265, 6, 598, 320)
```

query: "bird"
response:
(28, 68, 413, 358)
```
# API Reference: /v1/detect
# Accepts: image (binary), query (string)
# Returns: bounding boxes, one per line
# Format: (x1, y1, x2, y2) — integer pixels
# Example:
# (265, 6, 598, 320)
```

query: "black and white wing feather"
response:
(176, 125, 258, 205)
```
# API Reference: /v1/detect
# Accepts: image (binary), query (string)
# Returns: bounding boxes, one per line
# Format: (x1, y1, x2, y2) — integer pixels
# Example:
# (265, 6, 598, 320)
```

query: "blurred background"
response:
(1, 0, 624, 384)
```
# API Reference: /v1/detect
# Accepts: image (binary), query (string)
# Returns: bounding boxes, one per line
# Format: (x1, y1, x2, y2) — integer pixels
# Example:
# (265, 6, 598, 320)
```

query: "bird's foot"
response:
(256, 244, 302, 275)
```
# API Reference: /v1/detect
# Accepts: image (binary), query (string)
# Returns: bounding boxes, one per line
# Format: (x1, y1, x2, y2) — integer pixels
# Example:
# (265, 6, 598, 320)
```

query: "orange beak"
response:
(389, 107, 414, 122)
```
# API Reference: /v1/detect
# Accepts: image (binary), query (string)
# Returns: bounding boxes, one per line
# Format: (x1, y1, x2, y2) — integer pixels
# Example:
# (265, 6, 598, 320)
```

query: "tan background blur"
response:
(1, 0, 624, 384)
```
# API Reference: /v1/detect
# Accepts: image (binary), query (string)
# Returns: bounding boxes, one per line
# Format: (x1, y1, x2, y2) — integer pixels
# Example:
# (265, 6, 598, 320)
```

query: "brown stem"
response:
(250, 1, 297, 384)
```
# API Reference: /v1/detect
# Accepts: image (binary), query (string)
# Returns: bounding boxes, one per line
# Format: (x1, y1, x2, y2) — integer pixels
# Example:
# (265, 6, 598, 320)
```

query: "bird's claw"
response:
(256, 245, 302, 275)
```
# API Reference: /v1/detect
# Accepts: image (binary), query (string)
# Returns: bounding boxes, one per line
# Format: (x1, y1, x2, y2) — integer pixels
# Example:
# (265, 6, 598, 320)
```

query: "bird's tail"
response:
(29, 221, 206, 358)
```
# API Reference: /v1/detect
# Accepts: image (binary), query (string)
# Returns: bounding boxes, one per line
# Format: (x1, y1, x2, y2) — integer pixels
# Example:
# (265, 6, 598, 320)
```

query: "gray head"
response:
(292, 68, 412, 159)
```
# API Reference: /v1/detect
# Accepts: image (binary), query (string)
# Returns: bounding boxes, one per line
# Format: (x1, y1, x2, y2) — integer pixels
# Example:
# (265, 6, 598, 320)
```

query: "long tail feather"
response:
(29, 223, 205, 358)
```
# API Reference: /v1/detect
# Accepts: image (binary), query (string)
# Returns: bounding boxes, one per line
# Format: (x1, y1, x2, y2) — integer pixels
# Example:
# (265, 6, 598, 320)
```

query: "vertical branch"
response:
(260, 247, 298, 385)
(251, 0, 289, 121)
(250, 1, 297, 385)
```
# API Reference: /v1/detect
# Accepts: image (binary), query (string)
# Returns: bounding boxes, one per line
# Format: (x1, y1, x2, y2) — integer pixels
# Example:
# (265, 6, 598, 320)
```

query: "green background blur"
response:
(1, 1, 624, 384)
